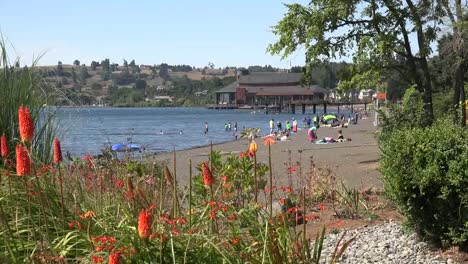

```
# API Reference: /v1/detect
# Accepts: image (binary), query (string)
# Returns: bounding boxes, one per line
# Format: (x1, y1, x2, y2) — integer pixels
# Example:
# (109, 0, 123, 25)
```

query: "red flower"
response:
(68, 221, 82, 229)
(201, 162, 214, 187)
(138, 210, 152, 240)
(286, 206, 300, 214)
(287, 166, 297, 172)
(115, 180, 124, 188)
(230, 238, 240, 245)
(1, 134, 9, 158)
(305, 214, 320, 221)
(90, 256, 104, 263)
(328, 220, 344, 229)
(281, 186, 292, 193)
(239, 152, 246, 158)
(319, 203, 327, 211)
(18, 105, 34, 142)
(15, 144, 31, 176)
(53, 138, 62, 164)
(108, 251, 121, 264)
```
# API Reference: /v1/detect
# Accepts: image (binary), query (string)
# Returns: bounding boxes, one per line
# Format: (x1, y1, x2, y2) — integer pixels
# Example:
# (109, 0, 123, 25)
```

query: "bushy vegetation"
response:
(379, 86, 468, 247)
(380, 120, 468, 247)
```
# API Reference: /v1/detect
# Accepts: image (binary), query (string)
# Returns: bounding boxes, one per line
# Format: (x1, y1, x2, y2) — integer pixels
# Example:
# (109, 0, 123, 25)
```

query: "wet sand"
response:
(150, 111, 381, 189)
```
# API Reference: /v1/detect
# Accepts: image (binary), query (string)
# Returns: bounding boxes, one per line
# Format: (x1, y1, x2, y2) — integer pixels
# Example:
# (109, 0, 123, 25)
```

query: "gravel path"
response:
(315, 221, 456, 264)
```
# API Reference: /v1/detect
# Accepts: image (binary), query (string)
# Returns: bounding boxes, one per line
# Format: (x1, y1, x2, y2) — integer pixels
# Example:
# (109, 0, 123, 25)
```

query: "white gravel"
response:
(314, 221, 457, 264)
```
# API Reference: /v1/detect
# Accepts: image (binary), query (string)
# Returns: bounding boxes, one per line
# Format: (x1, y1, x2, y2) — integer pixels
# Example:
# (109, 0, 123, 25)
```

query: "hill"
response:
(37, 61, 237, 107)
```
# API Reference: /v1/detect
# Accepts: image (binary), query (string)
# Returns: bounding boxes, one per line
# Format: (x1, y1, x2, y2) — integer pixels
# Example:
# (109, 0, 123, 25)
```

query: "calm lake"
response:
(54, 106, 350, 157)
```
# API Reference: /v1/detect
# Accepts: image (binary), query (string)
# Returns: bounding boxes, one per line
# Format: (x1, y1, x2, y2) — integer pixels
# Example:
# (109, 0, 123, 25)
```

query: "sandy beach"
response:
(151, 111, 381, 190)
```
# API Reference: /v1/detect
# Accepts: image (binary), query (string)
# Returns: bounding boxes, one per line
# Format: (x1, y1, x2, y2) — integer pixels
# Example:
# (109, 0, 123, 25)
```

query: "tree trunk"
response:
(459, 67, 466, 128)
(453, 66, 462, 124)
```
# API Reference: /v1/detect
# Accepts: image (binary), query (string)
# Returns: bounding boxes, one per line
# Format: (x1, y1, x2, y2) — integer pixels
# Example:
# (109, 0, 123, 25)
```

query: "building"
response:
(215, 71, 328, 107)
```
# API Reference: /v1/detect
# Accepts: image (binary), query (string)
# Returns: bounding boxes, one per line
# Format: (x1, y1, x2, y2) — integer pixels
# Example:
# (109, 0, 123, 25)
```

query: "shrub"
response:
(380, 121, 468, 246)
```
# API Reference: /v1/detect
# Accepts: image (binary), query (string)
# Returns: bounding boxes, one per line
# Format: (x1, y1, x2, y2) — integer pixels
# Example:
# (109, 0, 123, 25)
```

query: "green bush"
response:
(380, 121, 468, 247)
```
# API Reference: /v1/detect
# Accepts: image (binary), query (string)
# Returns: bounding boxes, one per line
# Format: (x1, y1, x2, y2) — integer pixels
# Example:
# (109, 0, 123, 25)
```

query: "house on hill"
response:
(215, 71, 328, 109)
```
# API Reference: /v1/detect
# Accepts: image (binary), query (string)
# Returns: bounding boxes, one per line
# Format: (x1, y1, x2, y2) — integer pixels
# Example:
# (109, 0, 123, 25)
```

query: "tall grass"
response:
(0, 38, 57, 163)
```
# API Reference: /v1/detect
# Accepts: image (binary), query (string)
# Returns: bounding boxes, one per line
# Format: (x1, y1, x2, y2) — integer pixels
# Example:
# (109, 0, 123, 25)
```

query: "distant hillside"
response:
(37, 61, 237, 107)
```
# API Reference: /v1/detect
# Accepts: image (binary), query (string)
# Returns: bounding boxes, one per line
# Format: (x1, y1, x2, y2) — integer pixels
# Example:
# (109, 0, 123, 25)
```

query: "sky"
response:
(0, 0, 310, 68)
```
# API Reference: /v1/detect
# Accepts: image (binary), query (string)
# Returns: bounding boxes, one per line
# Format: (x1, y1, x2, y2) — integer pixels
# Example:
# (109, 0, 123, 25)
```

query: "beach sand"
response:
(150, 111, 381, 190)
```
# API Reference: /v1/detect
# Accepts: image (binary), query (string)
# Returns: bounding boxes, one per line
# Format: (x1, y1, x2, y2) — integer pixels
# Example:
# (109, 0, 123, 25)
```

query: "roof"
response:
(238, 72, 302, 85)
(216, 82, 329, 95)
(215, 82, 237, 93)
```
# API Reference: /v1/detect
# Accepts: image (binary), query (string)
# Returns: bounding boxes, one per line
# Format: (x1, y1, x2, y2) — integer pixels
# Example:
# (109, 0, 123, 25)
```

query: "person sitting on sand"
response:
(337, 130, 344, 142)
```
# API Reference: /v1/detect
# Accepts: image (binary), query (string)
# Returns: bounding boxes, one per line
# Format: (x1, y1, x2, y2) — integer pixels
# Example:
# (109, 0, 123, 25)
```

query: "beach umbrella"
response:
(323, 114, 337, 122)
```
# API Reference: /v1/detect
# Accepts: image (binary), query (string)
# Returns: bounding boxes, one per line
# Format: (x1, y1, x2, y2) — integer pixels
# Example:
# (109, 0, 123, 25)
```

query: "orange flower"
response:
(80, 211, 96, 219)
(201, 162, 214, 187)
(108, 251, 121, 264)
(263, 136, 276, 146)
(53, 138, 62, 164)
(18, 105, 34, 142)
(138, 210, 152, 240)
(15, 144, 31, 176)
(1, 134, 8, 158)
(248, 141, 258, 153)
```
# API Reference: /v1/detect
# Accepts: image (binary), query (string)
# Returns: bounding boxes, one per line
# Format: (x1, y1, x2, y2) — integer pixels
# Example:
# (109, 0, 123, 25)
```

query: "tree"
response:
(268, 0, 442, 126)
(73, 60, 80, 66)
(159, 63, 170, 80)
(91, 61, 98, 71)
(79, 66, 89, 85)
(439, 1, 468, 127)
(71, 67, 77, 83)
(135, 79, 147, 90)
(57, 61, 63, 75)
(129, 59, 136, 67)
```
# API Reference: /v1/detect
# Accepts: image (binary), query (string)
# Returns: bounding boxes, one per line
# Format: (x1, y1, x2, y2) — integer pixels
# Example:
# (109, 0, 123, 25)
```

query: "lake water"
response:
(54, 106, 352, 157)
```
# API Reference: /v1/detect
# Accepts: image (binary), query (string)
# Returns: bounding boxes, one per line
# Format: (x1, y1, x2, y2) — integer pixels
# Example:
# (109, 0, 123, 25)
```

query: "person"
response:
(277, 121, 283, 132)
(233, 132, 238, 140)
(234, 121, 238, 132)
(313, 115, 318, 126)
(269, 119, 275, 134)
(159, 130, 164, 135)
(308, 126, 317, 142)
(204, 121, 208, 135)
(179, 130, 183, 135)
(224, 123, 228, 131)
(337, 130, 344, 142)
(307, 116, 311, 128)
(292, 118, 298, 132)
(285, 121, 291, 132)
(228, 122, 232, 131)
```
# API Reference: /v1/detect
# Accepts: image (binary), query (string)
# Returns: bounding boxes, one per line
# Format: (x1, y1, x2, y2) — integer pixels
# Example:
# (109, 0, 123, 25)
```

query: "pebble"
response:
(312, 221, 458, 264)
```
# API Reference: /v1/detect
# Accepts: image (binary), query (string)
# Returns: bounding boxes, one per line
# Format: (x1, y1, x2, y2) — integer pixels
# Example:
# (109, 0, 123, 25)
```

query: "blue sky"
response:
(0, 0, 310, 68)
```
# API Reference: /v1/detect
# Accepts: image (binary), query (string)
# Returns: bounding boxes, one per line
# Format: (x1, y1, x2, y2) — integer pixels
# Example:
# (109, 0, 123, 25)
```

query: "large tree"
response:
(439, 0, 468, 127)
(268, 0, 443, 126)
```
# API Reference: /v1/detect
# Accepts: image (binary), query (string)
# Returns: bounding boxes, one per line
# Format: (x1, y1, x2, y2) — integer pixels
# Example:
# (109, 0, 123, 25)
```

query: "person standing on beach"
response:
(277, 121, 283, 132)
(292, 118, 298, 132)
(204, 121, 208, 135)
(269, 119, 275, 134)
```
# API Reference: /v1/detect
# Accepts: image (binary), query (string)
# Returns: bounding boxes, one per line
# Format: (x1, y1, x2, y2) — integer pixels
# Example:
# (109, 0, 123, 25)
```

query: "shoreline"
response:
(150, 111, 382, 190)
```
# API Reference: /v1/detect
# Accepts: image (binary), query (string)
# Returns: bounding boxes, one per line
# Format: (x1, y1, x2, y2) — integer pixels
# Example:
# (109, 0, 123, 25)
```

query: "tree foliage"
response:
(268, 0, 447, 126)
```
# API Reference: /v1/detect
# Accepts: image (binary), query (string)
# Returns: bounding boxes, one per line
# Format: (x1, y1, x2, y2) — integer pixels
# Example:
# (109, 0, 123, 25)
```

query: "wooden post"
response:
(290, 104, 295, 114)
(337, 104, 340, 114)
(301, 104, 306, 114)
(323, 104, 327, 114)
(313, 104, 316, 114)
